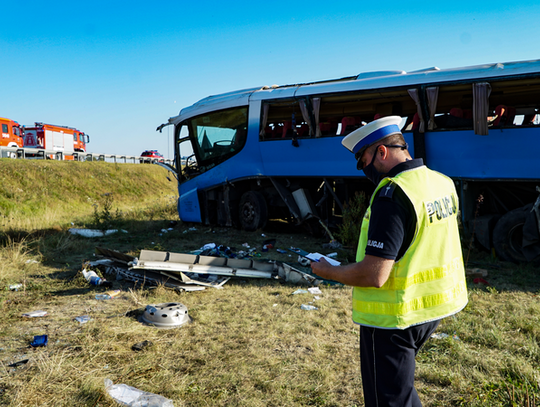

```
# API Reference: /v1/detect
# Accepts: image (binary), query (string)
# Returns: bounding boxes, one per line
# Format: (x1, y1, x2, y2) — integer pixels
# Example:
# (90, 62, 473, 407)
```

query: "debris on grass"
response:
(8, 359, 29, 368)
(30, 335, 48, 347)
(22, 310, 48, 318)
(68, 228, 127, 237)
(104, 378, 174, 407)
(139, 303, 191, 329)
(473, 277, 490, 285)
(131, 340, 153, 351)
(90, 246, 324, 289)
(431, 332, 461, 341)
(466, 268, 489, 278)
(75, 315, 91, 324)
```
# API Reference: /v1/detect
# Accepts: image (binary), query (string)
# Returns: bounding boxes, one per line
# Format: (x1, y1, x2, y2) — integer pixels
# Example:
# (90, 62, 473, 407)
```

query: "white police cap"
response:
(341, 116, 403, 154)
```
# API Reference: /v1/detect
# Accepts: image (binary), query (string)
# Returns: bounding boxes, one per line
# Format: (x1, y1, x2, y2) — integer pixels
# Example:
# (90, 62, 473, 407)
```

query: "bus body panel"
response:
(425, 127, 540, 180)
(257, 134, 415, 178)
(178, 185, 202, 223)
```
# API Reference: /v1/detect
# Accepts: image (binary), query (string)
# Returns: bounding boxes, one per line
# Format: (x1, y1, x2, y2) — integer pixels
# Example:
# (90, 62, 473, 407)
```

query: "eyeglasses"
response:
(354, 143, 409, 170)
(355, 150, 367, 170)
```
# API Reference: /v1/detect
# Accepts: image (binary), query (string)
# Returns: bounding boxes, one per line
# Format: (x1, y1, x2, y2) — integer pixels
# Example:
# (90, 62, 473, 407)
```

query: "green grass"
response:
(0, 159, 539, 406)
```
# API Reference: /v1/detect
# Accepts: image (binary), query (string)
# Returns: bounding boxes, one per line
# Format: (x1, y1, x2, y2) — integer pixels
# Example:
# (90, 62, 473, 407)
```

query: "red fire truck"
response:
(0, 117, 24, 158)
(23, 122, 89, 160)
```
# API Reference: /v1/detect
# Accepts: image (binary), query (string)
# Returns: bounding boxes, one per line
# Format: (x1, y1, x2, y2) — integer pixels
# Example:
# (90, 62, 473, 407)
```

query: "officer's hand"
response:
(310, 257, 333, 280)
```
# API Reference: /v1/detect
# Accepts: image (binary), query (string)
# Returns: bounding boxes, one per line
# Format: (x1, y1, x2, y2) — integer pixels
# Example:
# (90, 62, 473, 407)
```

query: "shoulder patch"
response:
(378, 182, 396, 200)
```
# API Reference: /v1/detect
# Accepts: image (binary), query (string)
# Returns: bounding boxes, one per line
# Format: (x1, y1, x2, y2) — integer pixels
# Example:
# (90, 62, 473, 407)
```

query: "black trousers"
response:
(360, 320, 440, 407)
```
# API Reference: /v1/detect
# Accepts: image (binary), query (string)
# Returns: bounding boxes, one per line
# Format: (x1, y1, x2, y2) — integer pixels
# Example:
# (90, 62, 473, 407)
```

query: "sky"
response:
(2, 1, 539, 159)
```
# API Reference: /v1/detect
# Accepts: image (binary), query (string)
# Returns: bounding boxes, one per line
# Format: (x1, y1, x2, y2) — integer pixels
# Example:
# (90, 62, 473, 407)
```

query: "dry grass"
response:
(1, 159, 540, 406)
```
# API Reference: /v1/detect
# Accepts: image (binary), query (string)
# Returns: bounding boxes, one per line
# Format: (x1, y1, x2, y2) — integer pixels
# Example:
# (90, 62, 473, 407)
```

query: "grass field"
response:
(0, 159, 539, 406)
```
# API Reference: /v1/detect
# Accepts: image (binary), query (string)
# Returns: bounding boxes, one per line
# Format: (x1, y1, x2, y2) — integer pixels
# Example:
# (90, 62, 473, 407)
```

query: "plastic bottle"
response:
(82, 269, 103, 286)
(95, 290, 121, 300)
(95, 294, 111, 300)
(104, 378, 174, 407)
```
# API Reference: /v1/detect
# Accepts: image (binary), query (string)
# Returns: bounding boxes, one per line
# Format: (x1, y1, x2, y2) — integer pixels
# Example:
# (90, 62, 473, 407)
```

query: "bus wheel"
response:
(239, 191, 268, 231)
(493, 204, 532, 263)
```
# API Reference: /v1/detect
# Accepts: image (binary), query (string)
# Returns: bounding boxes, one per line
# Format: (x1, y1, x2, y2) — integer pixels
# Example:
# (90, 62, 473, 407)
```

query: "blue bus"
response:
(158, 59, 540, 263)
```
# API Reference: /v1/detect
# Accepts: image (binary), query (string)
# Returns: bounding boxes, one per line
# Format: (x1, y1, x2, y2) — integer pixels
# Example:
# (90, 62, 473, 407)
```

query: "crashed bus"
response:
(159, 59, 540, 263)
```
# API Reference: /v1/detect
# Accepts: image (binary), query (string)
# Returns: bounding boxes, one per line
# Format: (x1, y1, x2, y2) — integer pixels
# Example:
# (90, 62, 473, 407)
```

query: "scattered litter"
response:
(25, 259, 39, 264)
(276, 249, 287, 254)
(473, 277, 490, 285)
(273, 304, 278, 307)
(9, 284, 23, 291)
(298, 256, 311, 266)
(326, 252, 338, 258)
(278, 263, 322, 286)
(22, 310, 48, 318)
(242, 243, 250, 248)
(95, 290, 121, 300)
(8, 359, 29, 368)
(313, 296, 320, 300)
(30, 335, 48, 347)
(132, 340, 153, 351)
(69, 228, 127, 238)
(82, 269, 105, 286)
(75, 315, 91, 324)
(322, 240, 343, 249)
(308, 287, 322, 295)
(467, 268, 489, 277)
(95, 294, 111, 300)
(104, 378, 174, 407)
(182, 227, 197, 233)
(292, 289, 308, 295)
(431, 332, 460, 341)
(201, 243, 216, 250)
(263, 238, 276, 248)
(107, 289, 121, 298)
(301, 304, 318, 310)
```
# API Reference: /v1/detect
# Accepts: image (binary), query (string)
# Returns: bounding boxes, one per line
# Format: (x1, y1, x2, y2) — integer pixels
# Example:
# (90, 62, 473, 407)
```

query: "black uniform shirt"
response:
(364, 159, 424, 261)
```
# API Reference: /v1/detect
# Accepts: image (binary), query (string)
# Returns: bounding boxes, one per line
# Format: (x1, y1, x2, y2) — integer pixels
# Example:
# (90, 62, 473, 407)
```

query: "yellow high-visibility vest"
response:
(352, 165, 468, 329)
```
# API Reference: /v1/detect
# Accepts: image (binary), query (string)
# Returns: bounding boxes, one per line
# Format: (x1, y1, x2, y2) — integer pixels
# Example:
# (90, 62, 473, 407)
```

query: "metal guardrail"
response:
(0, 147, 174, 165)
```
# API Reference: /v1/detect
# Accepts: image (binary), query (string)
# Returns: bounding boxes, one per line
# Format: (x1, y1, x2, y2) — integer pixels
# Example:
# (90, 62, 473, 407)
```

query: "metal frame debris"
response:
(91, 247, 322, 290)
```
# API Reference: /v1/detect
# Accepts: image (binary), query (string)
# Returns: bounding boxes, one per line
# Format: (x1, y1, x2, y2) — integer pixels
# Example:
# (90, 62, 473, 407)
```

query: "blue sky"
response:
(2, 1, 539, 158)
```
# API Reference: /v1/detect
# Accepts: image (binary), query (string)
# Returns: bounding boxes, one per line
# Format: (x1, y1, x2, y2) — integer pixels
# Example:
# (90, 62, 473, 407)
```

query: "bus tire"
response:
(239, 191, 268, 231)
(492, 204, 532, 263)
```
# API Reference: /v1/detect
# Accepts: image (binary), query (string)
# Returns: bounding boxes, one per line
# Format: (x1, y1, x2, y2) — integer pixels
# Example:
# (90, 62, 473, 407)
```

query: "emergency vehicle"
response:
(23, 123, 89, 160)
(0, 117, 24, 158)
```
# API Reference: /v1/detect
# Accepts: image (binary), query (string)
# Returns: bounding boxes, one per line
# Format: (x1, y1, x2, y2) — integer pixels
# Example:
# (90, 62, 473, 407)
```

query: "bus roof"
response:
(169, 59, 540, 125)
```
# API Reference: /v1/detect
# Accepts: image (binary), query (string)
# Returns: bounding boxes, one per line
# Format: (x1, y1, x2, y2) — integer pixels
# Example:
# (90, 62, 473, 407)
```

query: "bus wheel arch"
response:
(492, 204, 532, 263)
(239, 191, 268, 231)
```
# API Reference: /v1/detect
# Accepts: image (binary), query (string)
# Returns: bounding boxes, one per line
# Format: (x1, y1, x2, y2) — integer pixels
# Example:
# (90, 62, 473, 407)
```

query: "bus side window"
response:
(522, 113, 537, 126)
(297, 123, 309, 138)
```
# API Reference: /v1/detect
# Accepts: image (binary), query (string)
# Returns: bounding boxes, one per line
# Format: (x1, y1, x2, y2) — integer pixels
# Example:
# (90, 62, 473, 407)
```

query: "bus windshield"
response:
(190, 106, 248, 168)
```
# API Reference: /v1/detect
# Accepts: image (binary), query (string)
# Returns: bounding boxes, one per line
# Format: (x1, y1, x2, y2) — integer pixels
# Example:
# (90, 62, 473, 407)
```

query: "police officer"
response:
(311, 116, 468, 407)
